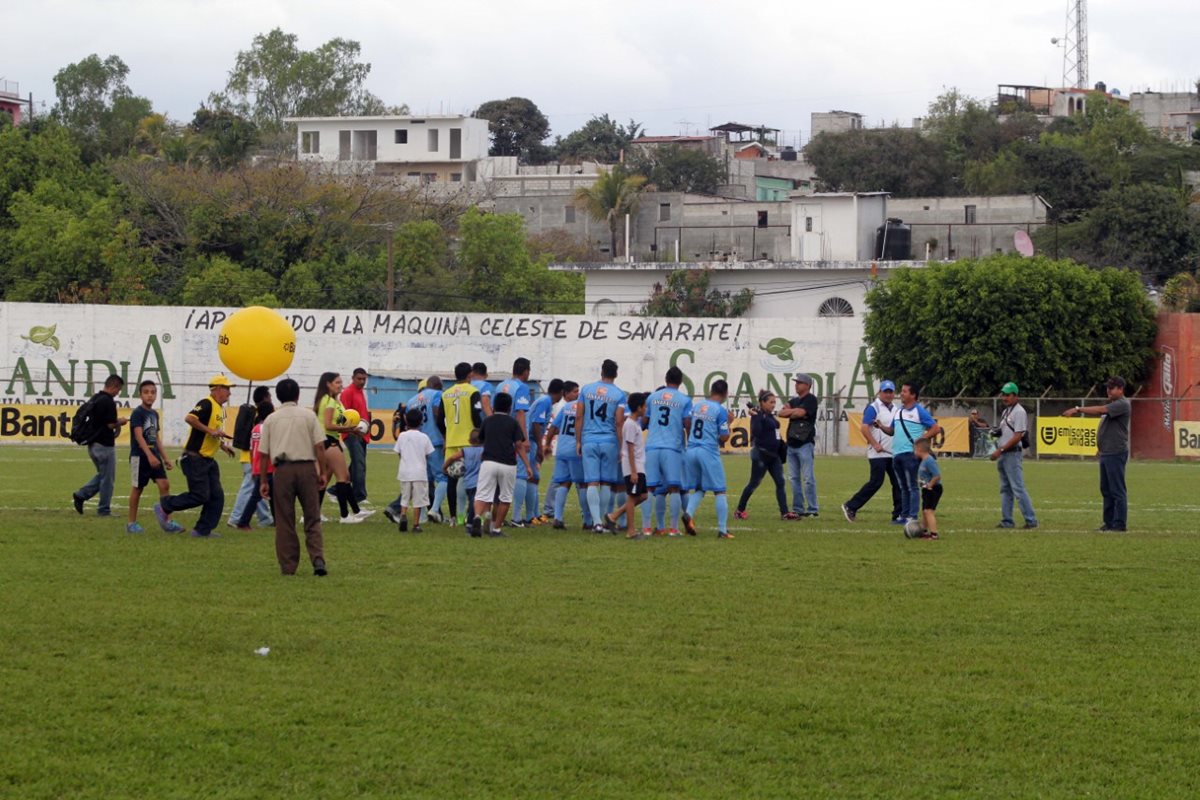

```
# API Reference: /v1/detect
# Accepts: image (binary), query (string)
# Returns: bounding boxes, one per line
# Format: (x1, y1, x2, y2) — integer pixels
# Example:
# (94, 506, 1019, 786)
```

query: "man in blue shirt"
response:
(683, 379, 732, 538)
(413, 376, 447, 523)
(878, 382, 942, 524)
(497, 358, 535, 525)
(547, 382, 589, 529)
(524, 378, 561, 525)
(470, 362, 494, 418)
(576, 359, 627, 534)
(645, 367, 693, 534)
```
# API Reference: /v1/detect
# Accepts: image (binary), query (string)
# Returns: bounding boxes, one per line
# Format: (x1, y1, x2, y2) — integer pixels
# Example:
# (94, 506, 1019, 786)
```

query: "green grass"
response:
(2, 446, 1199, 798)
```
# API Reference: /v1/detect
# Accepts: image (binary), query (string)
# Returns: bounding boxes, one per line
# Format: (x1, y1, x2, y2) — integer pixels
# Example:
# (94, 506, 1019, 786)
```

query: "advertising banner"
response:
(1175, 421, 1200, 458)
(1037, 416, 1099, 456)
(2, 302, 878, 448)
(846, 413, 971, 454)
(0, 402, 132, 444)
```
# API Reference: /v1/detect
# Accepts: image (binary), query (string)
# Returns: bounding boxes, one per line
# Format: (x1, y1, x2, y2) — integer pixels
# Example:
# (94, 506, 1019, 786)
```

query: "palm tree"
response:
(573, 166, 646, 260)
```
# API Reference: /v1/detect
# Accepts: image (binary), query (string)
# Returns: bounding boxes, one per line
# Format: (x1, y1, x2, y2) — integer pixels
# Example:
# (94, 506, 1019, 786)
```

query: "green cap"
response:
(1000, 381, 1019, 395)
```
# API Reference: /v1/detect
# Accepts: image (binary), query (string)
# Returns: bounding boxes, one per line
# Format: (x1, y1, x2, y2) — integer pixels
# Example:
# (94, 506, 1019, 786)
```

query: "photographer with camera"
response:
(970, 381, 1038, 530)
(735, 391, 797, 522)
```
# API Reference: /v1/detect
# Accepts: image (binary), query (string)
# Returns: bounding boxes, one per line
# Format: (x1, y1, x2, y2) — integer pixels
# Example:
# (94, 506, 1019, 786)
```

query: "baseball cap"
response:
(208, 374, 234, 388)
(793, 373, 812, 385)
(1000, 381, 1019, 395)
(1106, 376, 1126, 390)
(417, 378, 428, 391)
(879, 380, 896, 392)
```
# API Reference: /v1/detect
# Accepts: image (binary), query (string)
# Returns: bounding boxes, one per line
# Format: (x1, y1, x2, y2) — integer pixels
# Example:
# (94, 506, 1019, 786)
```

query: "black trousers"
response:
(845, 457, 902, 519)
(737, 448, 788, 515)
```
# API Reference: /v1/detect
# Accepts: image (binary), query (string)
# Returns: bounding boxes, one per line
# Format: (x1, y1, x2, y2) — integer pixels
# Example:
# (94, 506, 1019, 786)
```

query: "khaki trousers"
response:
(272, 461, 324, 574)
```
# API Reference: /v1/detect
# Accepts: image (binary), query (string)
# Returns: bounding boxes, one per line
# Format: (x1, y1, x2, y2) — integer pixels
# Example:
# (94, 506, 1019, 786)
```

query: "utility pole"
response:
(386, 223, 395, 311)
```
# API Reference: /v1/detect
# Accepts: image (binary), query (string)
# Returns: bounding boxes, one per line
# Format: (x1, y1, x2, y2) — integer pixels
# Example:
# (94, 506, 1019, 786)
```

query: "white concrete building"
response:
(285, 114, 497, 183)
(790, 192, 888, 261)
(1130, 91, 1200, 142)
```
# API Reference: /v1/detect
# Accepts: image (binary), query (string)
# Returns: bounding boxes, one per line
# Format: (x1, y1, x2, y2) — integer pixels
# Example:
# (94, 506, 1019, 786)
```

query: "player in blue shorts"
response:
(523, 378, 560, 525)
(683, 379, 733, 538)
(644, 367, 693, 535)
(576, 359, 626, 534)
(546, 382, 590, 529)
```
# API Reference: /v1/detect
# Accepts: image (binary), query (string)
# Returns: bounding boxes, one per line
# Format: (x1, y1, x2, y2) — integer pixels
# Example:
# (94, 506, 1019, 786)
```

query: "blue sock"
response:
(554, 485, 568, 521)
(431, 481, 448, 517)
(542, 485, 556, 517)
(586, 485, 603, 525)
(578, 487, 593, 526)
(526, 482, 539, 520)
(513, 478, 528, 521)
(599, 485, 612, 521)
(669, 493, 681, 531)
(641, 500, 652, 531)
(654, 493, 667, 530)
(687, 490, 703, 517)
(715, 494, 729, 533)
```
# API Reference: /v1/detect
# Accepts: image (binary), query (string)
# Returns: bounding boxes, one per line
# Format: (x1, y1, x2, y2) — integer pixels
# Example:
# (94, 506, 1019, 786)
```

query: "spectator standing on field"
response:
(735, 391, 795, 521)
(471, 391, 530, 538)
(126, 379, 183, 534)
(72, 374, 129, 517)
(841, 380, 903, 524)
(393, 408, 434, 533)
(973, 381, 1038, 530)
(778, 374, 819, 517)
(878, 382, 942, 526)
(227, 386, 274, 531)
(340, 367, 371, 504)
(154, 375, 236, 538)
(257, 378, 327, 576)
(1063, 376, 1131, 532)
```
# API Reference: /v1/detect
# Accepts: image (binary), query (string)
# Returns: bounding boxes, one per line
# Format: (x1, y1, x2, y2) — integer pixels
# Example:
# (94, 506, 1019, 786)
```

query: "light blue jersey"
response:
(413, 388, 444, 447)
(472, 380, 494, 415)
(892, 403, 936, 456)
(686, 400, 730, 452)
(645, 387, 693, 452)
(497, 379, 532, 423)
(551, 405, 581, 459)
(578, 381, 626, 442)
(528, 394, 553, 434)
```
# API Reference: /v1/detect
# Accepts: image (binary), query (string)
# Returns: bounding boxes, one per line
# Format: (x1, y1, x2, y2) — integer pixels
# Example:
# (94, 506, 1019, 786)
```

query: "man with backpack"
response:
(72, 374, 129, 517)
(985, 382, 1038, 530)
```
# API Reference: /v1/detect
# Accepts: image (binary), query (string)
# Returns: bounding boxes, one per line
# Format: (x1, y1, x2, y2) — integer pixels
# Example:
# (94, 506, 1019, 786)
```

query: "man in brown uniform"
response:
(258, 378, 328, 576)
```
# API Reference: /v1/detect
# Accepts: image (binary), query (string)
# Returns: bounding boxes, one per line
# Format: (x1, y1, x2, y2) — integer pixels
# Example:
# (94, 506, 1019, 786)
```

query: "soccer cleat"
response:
(426, 511, 443, 524)
(383, 509, 399, 524)
(592, 524, 607, 535)
(718, 531, 735, 539)
(842, 503, 856, 523)
(126, 522, 145, 534)
(552, 520, 566, 530)
(734, 509, 748, 520)
(339, 514, 364, 524)
(164, 521, 185, 534)
(72, 494, 85, 515)
(668, 529, 681, 537)
(532, 515, 551, 526)
(680, 512, 697, 536)
(152, 503, 172, 532)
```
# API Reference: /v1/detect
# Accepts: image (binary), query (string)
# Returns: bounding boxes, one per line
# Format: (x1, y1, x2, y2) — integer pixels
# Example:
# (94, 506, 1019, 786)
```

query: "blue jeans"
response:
(997, 450, 1037, 526)
(76, 443, 116, 515)
(345, 435, 368, 502)
(893, 452, 921, 520)
(787, 443, 817, 513)
(228, 462, 272, 525)
(1099, 451, 1128, 530)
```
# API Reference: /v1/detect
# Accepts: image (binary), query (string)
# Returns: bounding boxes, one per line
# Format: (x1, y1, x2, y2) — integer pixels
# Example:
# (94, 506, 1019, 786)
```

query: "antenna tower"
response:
(1061, 0, 1088, 89)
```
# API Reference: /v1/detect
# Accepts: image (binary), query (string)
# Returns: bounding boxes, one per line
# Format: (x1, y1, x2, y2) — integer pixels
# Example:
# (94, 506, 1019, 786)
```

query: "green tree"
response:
(455, 208, 583, 314)
(474, 97, 552, 163)
(1078, 184, 1199, 281)
(629, 145, 727, 194)
(392, 220, 452, 310)
(555, 114, 643, 163)
(212, 29, 387, 134)
(51, 54, 154, 161)
(641, 269, 754, 317)
(180, 254, 277, 306)
(862, 254, 1158, 396)
(572, 166, 646, 258)
(1160, 269, 1200, 312)
(805, 127, 950, 196)
(186, 107, 259, 168)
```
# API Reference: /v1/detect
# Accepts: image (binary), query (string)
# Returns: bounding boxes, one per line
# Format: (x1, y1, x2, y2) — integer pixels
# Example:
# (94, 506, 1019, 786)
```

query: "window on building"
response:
(351, 130, 377, 161)
(450, 128, 462, 159)
(450, 173, 462, 183)
(757, 210, 768, 228)
(395, 129, 408, 144)
(805, 216, 813, 232)
(338, 130, 351, 161)
(428, 129, 439, 152)
(422, 173, 437, 184)
(964, 204, 977, 224)
(818, 297, 855, 318)
(406, 171, 421, 178)
(301, 131, 320, 154)
(659, 203, 671, 222)
(565, 205, 576, 224)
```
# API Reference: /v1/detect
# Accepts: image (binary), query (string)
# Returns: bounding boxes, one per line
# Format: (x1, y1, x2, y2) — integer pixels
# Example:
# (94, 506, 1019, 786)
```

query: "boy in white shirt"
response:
(393, 408, 434, 532)
(605, 392, 649, 539)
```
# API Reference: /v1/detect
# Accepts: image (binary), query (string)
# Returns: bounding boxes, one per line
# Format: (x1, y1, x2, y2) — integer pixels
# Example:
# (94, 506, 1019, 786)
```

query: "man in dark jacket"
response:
(72, 374, 129, 517)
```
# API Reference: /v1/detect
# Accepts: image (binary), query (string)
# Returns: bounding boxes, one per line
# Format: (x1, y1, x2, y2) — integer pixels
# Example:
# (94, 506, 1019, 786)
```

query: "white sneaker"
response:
(427, 510, 443, 524)
(339, 514, 364, 524)
(354, 509, 375, 520)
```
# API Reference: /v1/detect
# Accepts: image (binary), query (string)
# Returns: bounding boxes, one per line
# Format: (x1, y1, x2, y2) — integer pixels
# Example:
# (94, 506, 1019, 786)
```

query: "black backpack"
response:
(232, 404, 257, 451)
(70, 393, 106, 445)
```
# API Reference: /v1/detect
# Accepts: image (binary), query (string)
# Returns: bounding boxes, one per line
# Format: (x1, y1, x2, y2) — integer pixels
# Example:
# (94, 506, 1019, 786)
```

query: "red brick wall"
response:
(1131, 313, 1200, 459)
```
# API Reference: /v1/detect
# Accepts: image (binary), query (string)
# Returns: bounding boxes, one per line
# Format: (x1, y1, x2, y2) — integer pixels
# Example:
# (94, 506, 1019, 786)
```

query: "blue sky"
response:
(6, 0, 1196, 146)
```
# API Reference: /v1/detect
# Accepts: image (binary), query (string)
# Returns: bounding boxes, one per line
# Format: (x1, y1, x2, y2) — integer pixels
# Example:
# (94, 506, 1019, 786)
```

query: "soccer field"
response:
(3, 446, 1199, 798)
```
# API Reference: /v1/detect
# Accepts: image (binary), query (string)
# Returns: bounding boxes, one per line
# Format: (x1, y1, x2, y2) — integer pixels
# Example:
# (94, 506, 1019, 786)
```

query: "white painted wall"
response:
(290, 116, 489, 163)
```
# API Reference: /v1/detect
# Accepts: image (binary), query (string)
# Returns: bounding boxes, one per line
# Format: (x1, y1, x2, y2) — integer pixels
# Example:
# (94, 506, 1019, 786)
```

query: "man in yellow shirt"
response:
(155, 374, 236, 538)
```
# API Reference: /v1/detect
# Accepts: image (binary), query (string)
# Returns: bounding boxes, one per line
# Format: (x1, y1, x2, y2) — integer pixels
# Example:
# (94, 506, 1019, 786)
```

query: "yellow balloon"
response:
(217, 306, 296, 382)
(343, 409, 361, 427)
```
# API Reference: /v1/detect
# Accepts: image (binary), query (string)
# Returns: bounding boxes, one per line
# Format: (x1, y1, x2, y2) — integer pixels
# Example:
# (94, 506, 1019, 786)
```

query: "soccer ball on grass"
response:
(904, 519, 926, 539)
